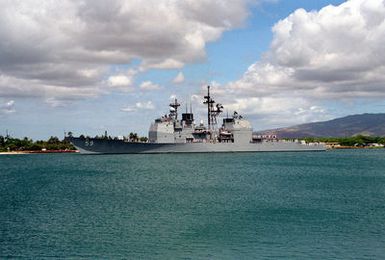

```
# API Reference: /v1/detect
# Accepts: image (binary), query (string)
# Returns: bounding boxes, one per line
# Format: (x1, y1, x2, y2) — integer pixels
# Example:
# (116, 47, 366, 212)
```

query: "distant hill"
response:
(257, 113, 385, 138)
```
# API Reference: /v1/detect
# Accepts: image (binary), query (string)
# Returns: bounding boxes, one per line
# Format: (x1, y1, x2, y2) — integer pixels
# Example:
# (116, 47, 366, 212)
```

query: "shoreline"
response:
(327, 145, 384, 150)
(1, 147, 383, 155)
(0, 150, 79, 155)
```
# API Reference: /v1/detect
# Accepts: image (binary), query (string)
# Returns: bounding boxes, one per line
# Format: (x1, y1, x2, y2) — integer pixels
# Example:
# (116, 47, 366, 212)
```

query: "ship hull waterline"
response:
(69, 138, 326, 154)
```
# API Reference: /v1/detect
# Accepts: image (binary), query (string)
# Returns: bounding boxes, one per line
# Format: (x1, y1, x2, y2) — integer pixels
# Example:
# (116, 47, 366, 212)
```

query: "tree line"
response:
(77, 132, 148, 142)
(303, 135, 385, 147)
(0, 132, 149, 152)
(0, 136, 75, 152)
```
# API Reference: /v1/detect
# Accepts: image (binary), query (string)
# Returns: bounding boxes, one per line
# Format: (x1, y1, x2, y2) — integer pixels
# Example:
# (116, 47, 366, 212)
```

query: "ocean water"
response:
(1, 150, 385, 259)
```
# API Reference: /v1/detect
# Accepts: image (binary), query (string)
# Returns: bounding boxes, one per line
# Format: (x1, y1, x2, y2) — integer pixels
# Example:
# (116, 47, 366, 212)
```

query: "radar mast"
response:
(203, 85, 223, 131)
(169, 98, 180, 120)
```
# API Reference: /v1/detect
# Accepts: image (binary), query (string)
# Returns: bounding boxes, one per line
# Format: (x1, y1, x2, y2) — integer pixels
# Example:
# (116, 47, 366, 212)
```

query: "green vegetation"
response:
(302, 135, 385, 147)
(78, 132, 148, 142)
(0, 135, 75, 152)
(129, 132, 148, 143)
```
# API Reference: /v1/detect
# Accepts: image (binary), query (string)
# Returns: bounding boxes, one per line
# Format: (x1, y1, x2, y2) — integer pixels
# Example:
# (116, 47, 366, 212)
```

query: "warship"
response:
(68, 86, 325, 154)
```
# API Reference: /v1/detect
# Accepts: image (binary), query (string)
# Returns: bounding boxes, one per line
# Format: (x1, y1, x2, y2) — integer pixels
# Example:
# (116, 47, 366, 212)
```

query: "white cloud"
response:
(230, 0, 385, 99)
(120, 101, 155, 112)
(172, 72, 185, 84)
(190, 94, 201, 104)
(141, 59, 184, 70)
(107, 75, 133, 89)
(45, 98, 70, 108)
(222, 0, 385, 127)
(139, 81, 161, 91)
(108, 75, 133, 87)
(227, 96, 330, 123)
(136, 101, 155, 110)
(79, 69, 101, 78)
(0, 0, 251, 100)
(0, 100, 16, 114)
(0, 74, 103, 100)
(120, 107, 136, 112)
(107, 69, 137, 91)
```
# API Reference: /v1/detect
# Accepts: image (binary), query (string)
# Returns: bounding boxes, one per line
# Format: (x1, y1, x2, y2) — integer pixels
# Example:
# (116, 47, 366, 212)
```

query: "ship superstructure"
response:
(69, 86, 325, 154)
(148, 86, 253, 145)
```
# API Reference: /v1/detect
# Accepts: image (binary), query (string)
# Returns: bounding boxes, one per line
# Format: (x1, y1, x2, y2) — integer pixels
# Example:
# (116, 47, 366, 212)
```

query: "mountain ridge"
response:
(256, 113, 385, 138)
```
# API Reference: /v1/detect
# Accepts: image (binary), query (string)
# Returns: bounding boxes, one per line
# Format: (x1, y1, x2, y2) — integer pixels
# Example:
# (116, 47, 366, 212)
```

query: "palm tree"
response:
(129, 132, 135, 142)
(133, 133, 138, 142)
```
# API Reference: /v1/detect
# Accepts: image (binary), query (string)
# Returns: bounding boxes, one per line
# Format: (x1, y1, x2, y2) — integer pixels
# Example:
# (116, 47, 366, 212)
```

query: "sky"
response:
(1, 0, 385, 139)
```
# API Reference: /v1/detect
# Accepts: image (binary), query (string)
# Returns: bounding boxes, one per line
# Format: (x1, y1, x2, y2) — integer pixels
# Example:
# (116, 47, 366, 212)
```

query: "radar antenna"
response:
(203, 85, 223, 130)
(169, 98, 180, 120)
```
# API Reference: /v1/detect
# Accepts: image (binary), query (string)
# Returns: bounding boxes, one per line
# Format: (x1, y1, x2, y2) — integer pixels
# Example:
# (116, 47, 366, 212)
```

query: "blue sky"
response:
(1, 0, 385, 139)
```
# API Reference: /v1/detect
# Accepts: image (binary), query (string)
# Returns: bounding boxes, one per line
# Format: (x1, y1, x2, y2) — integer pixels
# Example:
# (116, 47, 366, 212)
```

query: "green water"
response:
(1, 150, 385, 259)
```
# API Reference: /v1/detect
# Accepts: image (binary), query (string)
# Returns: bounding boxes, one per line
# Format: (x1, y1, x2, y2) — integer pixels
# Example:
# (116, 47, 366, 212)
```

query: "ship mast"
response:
(169, 98, 180, 120)
(203, 86, 212, 129)
(203, 85, 223, 131)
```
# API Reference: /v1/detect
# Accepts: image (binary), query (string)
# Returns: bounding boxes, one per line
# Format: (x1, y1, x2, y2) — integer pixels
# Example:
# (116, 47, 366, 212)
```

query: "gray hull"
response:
(69, 138, 326, 154)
